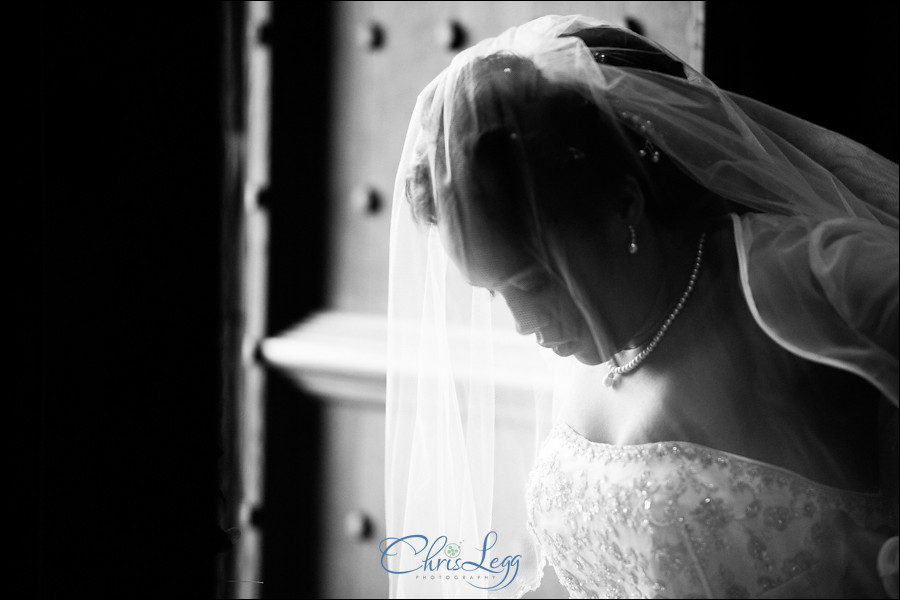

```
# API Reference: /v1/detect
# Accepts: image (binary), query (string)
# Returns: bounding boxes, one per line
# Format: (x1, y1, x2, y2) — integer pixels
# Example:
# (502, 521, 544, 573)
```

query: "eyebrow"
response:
(467, 265, 543, 290)
(505, 266, 546, 286)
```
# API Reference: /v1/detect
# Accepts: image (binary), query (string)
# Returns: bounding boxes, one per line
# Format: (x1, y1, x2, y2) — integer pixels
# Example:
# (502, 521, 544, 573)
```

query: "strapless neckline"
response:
(526, 422, 892, 598)
(556, 422, 883, 499)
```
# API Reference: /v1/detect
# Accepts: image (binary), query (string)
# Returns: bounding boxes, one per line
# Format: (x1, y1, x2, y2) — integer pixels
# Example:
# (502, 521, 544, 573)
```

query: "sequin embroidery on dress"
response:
(525, 423, 892, 599)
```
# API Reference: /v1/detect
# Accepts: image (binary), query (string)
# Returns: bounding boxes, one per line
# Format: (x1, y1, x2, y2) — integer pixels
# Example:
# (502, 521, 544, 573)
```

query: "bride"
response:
(384, 15, 898, 599)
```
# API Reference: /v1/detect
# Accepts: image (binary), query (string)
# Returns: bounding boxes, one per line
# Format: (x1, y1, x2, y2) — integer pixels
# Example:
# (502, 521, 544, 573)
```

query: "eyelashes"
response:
(515, 272, 551, 293)
(483, 270, 553, 301)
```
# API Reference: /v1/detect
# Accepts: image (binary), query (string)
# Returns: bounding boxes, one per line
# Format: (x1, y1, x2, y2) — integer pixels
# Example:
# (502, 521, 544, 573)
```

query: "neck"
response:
(619, 224, 703, 354)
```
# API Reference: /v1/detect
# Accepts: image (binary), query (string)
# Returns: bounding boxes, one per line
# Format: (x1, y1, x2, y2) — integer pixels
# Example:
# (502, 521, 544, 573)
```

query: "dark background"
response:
(27, 3, 897, 599)
(34, 3, 228, 598)
(32, 2, 333, 598)
(705, 3, 899, 164)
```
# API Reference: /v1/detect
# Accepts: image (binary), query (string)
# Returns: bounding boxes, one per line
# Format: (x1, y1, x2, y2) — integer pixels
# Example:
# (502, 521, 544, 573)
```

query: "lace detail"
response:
(525, 424, 891, 599)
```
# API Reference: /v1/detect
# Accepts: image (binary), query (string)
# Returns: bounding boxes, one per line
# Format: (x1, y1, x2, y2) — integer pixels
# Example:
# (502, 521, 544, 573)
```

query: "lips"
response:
(536, 327, 597, 362)
(536, 331, 575, 351)
(536, 333, 568, 347)
(552, 342, 576, 357)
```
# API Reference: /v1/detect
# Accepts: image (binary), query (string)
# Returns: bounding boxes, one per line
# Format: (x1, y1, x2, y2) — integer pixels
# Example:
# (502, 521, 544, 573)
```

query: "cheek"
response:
(556, 244, 625, 321)
(502, 291, 549, 334)
(544, 291, 582, 324)
(504, 286, 587, 338)
(545, 216, 622, 287)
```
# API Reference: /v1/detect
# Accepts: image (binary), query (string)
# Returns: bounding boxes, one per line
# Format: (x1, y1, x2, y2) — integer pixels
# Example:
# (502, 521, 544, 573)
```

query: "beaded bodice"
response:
(525, 423, 892, 599)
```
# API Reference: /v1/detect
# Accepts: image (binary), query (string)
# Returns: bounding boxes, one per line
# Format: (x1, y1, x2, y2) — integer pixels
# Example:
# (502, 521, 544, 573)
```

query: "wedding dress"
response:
(527, 423, 891, 598)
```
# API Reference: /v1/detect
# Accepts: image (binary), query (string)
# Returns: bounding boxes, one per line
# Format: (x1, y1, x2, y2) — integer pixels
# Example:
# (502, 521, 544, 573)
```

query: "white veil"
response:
(385, 15, 898, 598)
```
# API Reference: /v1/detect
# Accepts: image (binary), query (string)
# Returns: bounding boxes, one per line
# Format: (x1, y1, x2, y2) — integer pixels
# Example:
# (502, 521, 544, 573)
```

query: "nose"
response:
(503, 290, 549, 335)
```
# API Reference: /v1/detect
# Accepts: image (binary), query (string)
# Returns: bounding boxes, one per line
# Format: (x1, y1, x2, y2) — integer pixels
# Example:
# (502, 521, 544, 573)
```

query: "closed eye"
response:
(513, 271, 551, 293)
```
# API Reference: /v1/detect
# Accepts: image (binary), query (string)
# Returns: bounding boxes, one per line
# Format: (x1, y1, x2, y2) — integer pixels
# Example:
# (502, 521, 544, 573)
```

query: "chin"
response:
(574, 348, 603, 366)
(559, 338, 604, 365)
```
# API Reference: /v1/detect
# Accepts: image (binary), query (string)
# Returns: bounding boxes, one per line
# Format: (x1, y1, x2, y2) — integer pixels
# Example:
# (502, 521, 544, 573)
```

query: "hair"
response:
(405, 26, 738, 234)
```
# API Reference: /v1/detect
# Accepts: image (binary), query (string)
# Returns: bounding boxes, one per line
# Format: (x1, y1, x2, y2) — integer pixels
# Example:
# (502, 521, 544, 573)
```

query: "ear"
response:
(618, 175, 645, 225)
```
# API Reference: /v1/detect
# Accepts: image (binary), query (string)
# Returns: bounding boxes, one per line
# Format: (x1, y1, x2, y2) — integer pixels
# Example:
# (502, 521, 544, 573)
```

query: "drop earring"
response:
(628, 225, 638, 254)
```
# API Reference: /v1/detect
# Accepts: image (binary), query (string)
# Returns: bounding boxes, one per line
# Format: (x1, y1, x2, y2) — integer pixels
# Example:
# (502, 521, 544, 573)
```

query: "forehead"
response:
(431, 91, 556, 289)
(438, 204, 536, 289)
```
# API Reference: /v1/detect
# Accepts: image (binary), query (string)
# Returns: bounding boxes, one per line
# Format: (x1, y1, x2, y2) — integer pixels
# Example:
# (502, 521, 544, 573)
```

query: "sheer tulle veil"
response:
(385, 15, 898, 598)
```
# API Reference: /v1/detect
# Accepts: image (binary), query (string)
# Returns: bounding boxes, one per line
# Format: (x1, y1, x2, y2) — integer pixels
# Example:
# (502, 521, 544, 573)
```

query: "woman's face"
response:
(439, 206, 608, 366)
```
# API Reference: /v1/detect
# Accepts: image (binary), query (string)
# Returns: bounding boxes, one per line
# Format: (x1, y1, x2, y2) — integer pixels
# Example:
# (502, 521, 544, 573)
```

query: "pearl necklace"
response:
(604, 232, 706, 388)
